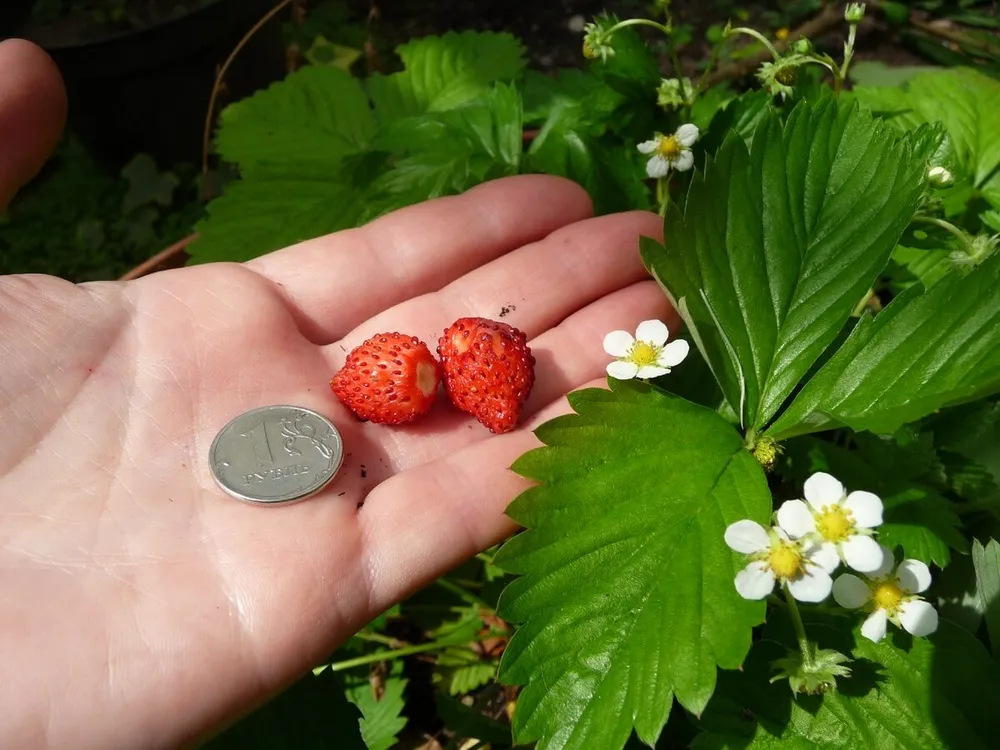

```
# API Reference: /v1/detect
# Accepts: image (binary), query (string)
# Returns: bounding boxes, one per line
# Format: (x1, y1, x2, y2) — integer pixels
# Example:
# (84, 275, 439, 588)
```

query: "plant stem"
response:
(851, 288, 874, 317)
(913, 215, 968, 243)
(352, 630, 404, 647)
(324, 631, 506, 672)
(834, 23, 858, 95)
(726, 26, 781, 61)
(783, 584, 812, 665)
(608, 17, 673, 38)
(435, 576, 493, 611)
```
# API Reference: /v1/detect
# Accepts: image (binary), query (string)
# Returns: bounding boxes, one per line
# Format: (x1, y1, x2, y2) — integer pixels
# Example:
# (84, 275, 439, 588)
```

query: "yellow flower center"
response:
(816, 505, 855, 543)
(629, 341, 660, 367)
(657, 135, 682, 160)
(873, 581, 903, 613)
(769, 542, 803, 579)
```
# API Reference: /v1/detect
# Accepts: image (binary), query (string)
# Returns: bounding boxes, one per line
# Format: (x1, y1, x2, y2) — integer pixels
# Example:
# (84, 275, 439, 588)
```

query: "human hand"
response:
(0, 39, 676, 748)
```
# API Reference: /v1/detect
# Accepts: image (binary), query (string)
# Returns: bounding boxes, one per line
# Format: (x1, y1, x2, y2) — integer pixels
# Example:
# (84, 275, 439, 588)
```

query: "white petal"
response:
(898, 599, 939, 637)
(635, 319, 670, 347)
(734, 561, 775, 600)
(803, 472, 845, 510)
(606, 360, 639, 380)
(841, 535, 886, 574)
(646, 155, 671, 178)
(724, 520, 770, 554)
(807, 541, 841, 574)
(603, 330, 635, 357)
(832, 573, 872, 609)
(657, 339, 690, 367)
(775, 499, 815, 539)
(860, 609, 889, 643)
(844, 491, 883, 528)
(673, 150, 694, 172)
(637, 139, 659, 154)
(787, 568, 833, 603)
(870, 545, 896, 579)
(896, 559, 932, 594)
(675, 123, 699, 146)
(635, 364, 670, 379)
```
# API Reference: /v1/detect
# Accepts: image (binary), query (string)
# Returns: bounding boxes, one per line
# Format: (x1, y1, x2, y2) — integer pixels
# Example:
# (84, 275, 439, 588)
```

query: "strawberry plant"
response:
(200, 2, 1000, 748)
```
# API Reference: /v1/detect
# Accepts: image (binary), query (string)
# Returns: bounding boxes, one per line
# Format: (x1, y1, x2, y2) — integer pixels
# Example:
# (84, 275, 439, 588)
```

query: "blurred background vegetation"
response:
(2, 0, 997, 282)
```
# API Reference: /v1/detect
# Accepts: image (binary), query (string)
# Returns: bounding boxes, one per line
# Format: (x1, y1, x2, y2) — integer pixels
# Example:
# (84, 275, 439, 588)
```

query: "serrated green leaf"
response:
(885, 245, 953, 294)
(368, 31, 525, 123)
(853, 67, 1000, 210)
(880, 486, 966, 568)
(695, 621, 1000, 749)
(495, 383, 771, 750)
(642, 98, 928, 431)
(768, 252, 1000, 440)
(215, 66, 376, 174)
(187, 164, 365, 262)
(359, 83, 522, 222)
(205, 669, 366, 749)
(343, 662, 408, 750)
(973, 538, 1000, 656)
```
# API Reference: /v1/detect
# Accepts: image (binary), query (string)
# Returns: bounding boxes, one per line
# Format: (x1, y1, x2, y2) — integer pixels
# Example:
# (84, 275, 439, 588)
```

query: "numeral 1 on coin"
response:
(240, 421, 274, 466)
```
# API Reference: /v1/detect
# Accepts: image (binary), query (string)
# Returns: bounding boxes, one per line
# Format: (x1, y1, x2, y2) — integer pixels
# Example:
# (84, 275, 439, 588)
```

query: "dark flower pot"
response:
(18, 0, 287, 169)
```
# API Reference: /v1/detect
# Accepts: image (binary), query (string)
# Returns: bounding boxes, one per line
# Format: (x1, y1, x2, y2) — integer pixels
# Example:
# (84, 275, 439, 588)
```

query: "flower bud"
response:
(845, 3, 866, 24)
(792, 38, 813, 55)
(927, 165, 954, 188)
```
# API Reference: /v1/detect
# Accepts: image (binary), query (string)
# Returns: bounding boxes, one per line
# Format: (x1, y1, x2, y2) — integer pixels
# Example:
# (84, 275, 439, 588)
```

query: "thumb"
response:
(0, 38, 67, 212)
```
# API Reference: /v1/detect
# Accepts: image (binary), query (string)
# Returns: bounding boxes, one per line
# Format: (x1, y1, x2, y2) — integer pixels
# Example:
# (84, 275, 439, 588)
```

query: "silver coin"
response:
(209, 405, 344, 505)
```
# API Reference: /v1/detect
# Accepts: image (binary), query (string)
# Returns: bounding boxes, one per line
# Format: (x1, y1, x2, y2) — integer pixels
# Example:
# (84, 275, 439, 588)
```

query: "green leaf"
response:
(853, 67, 1000, 210)
(360, 83, 522, 222)
(973, 538, 1000, 656)
(187, 163, 365, 262)
(343, 661, 409, 750)
(879, 486, 966, 568)
(849, 61, 939, 88)
(368, 31, 526, 123)
(642, 98, 929, 431)
(768, 252, 1000, 440)
(121, 154, 179, 213)
(885, 245, 953, 295)
(495, 382, 771, 749)
(205, 669, 366, 749)
(695, 621, 1000, 749)
(215, 66, 376, 174)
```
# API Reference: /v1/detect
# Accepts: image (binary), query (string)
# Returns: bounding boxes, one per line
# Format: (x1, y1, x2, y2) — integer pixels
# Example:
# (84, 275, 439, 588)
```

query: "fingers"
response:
(0, 39, 66, 211)
(246, 175, 593, 344)
(358, 377, 609, 613)
(330, 210, 664, 359)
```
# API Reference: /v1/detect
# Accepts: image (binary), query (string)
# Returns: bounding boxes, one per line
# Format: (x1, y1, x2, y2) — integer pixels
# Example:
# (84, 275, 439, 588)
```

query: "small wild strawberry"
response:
(331, 332, 440, 424)
(438, 317, 535, 434)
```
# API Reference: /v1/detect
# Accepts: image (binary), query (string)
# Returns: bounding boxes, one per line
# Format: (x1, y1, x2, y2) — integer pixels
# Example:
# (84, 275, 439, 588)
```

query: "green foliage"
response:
(853, 67, 1000, 212)
(204, 669, 366, 749)
(768, 252, 1000, 439)
(972, 538, 1000, 655)
(495, 381, 770, 749)
(188, 32, 527, 264)
(342, 662, 409, 750)
(642, 99, 930, 431)
(695, 621, 1000, 749)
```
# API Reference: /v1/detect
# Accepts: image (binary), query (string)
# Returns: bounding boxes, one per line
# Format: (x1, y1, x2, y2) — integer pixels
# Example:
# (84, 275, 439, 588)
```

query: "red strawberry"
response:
(437, 317, 535, 434)
(331, 333, 441, 424)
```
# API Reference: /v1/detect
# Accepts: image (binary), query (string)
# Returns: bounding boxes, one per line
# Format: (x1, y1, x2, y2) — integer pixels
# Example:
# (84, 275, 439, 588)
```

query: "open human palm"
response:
(0, 38, 675, 750)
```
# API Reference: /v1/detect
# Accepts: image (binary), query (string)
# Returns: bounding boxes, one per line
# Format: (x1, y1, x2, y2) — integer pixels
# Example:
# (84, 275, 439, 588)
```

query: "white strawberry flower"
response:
(603, 319, 689, 380)
(776, 472, 885, 573)
(724, 518, 840, 603)
(832, 547, 939, 643)
(637, 123, 699, 178)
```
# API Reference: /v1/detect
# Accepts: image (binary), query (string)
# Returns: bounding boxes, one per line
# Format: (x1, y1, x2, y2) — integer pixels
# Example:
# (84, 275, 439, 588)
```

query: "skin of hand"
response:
(0, 39, 677, 748)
